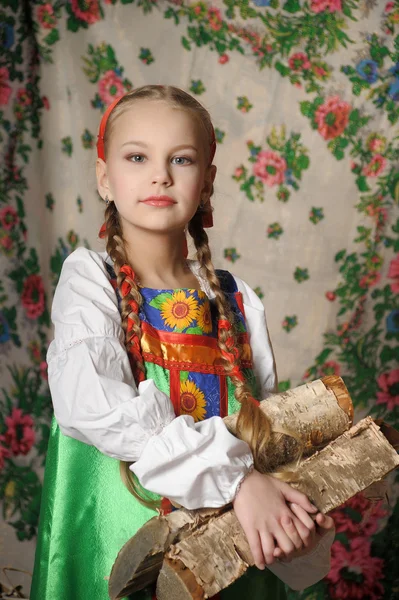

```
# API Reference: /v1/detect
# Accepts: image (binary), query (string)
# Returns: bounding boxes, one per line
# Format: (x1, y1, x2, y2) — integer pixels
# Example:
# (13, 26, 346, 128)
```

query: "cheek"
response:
(108, 164, 136, 196)
(184, 170, 204, 197)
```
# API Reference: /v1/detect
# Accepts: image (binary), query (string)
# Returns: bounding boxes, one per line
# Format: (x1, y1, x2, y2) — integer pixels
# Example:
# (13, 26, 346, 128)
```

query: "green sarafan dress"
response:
(31, 264, 286, 600)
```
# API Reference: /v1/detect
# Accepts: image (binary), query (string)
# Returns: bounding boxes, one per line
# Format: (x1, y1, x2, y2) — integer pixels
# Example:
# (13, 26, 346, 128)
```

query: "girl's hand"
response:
(233, 470, 318, 570)
(273, 509, 335, 562)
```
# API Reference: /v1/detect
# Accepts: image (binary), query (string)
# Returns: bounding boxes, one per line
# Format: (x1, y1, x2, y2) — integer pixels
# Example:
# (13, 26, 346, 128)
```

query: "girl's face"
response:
(96, 99, 216, 237)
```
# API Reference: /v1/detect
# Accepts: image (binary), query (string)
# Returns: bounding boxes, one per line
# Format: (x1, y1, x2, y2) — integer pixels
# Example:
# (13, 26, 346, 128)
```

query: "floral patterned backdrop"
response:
(1, 0, 399, 598)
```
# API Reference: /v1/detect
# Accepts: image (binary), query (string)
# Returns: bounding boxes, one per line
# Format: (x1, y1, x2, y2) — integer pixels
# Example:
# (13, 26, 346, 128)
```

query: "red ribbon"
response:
(249, 395, 260, 406)
(119, 265, 139, 309)
(229, 365, 245, 382)
(218, 319, 231, 332)
(218, 319, 240, 362)
(111, 263, 144, 385)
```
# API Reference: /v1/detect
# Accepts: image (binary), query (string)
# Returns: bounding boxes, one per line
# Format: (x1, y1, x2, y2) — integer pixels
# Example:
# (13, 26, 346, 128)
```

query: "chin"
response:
(127, 219, 187, 234)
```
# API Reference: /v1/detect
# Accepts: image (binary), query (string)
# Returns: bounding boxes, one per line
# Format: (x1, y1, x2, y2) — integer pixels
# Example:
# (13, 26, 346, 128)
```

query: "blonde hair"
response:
(101, 85, 274, 509)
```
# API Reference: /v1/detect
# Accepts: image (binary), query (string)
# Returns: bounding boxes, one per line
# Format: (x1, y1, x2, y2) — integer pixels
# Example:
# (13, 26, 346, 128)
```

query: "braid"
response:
(103, 202, 161, 510)
(188, 212, 272, 472)
(104, 203, 146, 383)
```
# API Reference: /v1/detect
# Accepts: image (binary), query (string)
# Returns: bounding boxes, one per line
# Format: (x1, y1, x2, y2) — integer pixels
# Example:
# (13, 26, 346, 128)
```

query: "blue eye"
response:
(129, 154, 145, 162)
(172, 156, 192, 165)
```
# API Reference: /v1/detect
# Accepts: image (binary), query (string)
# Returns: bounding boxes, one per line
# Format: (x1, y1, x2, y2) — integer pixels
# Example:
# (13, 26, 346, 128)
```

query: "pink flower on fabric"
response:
(98, 70, 125, 105)
(70, 0, 101, 24)
(320, 360, 341, 376)
(207, 7, 223, 31)
(388, 253, 399, 293)
(377, 369, 399, 411)
(37, 3, 57, 29)
(366, 204, 387, 223)
(0, 67, 12, 106)
(234, 166, 244, 178)
(378, 207, 388, 224)
(288, 52, 311, 71)
(253, 151, 287, 187)
(311, 0, 342, 13)
(359, 271, 381, 289)
(313, 64, 328, 78)
(21, 274, 46, 319)
(0, 206, 19, 230)
(0, 437, 11, 470)
(0, 235, 13, 253)
(315, 96, 351, 140)
(28, 340, 42, 363)
(5, 409, 35, 456)
(367, 136, 386, 153)
(327, 538, 384, 600)
(40, 360, 48, 381)
(331, 493, 387, 536)
(363, 154, 387, 177)
(42, 96, 50, 110)
(16, 88, 32, 107)
(219, 54, 229, 64)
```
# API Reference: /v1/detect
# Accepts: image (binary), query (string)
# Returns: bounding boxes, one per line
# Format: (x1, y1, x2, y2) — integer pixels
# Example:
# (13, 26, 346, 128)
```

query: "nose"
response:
(152, 162, 172, 186)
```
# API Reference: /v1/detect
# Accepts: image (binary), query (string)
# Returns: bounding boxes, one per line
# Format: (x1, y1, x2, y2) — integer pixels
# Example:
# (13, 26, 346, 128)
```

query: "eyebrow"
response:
(121, 141, 198, 152)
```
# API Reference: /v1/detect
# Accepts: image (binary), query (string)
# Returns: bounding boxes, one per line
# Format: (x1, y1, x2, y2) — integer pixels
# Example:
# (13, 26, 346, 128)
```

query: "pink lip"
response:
(141, 195, 176, 207)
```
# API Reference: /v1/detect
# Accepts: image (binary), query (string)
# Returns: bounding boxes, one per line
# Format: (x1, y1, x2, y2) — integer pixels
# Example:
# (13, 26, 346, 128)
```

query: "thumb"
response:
(315, 513, 335, 535)
(280, 483, 318, 513)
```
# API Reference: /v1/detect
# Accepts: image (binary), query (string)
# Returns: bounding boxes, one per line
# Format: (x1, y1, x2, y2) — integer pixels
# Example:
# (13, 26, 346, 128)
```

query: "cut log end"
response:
(108, 517, 170, 600)
(321, 375, 354, 424)
(157, 557, 205, 600)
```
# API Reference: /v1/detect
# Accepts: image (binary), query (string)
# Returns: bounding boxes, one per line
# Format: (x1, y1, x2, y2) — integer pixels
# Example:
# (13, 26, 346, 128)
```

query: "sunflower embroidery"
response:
(196, 301, 212, 333)
(180, 380, 206, 422)
(160, 290, 198, 330)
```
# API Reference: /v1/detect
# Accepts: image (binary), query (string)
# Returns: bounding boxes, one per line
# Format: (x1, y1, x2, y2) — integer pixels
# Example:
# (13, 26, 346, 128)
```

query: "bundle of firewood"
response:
(108, 376, 399, 600)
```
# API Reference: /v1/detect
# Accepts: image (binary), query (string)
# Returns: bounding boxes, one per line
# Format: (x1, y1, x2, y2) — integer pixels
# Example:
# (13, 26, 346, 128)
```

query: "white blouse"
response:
(47, 247, 333, 589)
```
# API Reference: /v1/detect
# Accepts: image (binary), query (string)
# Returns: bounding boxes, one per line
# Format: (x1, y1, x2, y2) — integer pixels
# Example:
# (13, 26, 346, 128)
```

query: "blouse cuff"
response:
(131, 415, 254, 509)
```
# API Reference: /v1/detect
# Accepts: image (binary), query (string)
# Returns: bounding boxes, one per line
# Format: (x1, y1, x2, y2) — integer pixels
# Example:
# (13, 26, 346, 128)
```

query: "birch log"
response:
(224, 375, 354, 471)
(109, 376, 353, 598)
(109, 376, 352, 599)
(156, 417, 399, 600)
(107, 508, 228, 598)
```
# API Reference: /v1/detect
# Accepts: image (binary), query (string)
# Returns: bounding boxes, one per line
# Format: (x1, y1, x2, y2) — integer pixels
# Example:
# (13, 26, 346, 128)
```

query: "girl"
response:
(31, 85, 334, 600)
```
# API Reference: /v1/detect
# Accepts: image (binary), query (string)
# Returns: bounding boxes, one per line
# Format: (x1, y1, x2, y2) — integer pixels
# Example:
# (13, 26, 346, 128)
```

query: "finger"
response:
(274, 524, 296, 556)
(259, 530, 276, 566)
(315, 513, 335, 532)
(281, 484, 317, 513)
(279, 514, 303, 551)
(289, 502, 316, 530)
(289, 503, 316, 547)
(247, 531, 265, 570)
(291, 516, 315, 548)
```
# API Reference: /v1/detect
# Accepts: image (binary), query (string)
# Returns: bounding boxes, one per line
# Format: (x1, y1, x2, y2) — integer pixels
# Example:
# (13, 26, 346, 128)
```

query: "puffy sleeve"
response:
(47, 247, 253, 509)
(233, 276, 278, 397)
